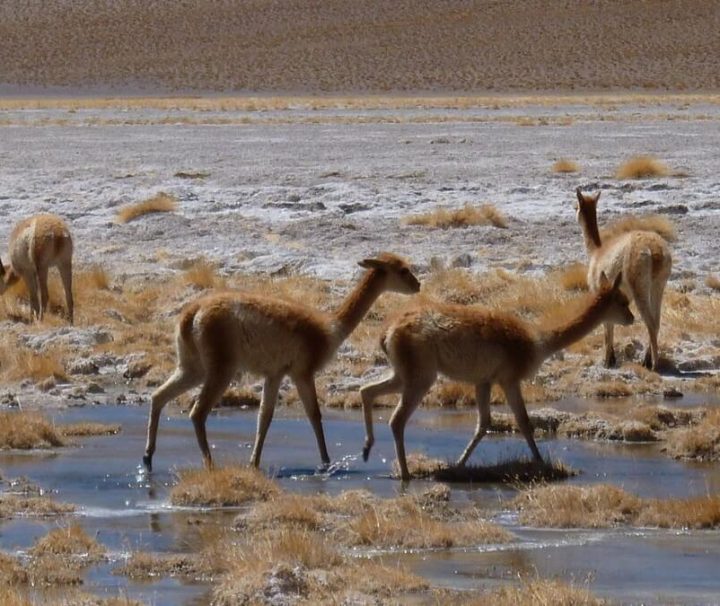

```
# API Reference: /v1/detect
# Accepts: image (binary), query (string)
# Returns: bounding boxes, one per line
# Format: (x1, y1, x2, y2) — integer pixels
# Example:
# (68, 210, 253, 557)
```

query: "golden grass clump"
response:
(515, 484, 720, 529)
(115, 552, 204, 580)
(1, 349, 68, 383)
(405, 203, 507, 229)
(397, 452, 574, 484)
(0, 495, 75, 518)
(29, 525, 105, 562)
(555, 262, 588, 291)
(663, 409, 720, 461)
(615, 155, 670, 179)
(116, 192, 177, 224)
(0, 412, 65, 449)
(0, 553, 28, 586)
(182, 258, 226, 290)
(170, 465, 279, 507)
(471, 578, 606, 606)
(211, 527, 427, 605)
(347, 496, 509, 548)
(601, 213, 677, 242)
(706, 274, 720, 291)
(552, 159, 581, 173)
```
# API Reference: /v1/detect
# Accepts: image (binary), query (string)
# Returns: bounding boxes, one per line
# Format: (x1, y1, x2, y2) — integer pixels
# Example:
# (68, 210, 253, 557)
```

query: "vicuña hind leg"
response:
(456, 382, 491, 466)
(634, 294, 660, 371)
(502, 381, 542, 462)
(390, 374, 435, 482)
(249, 374, 282, 467)
(144, 366, 203, 471)
(294, 374, 330, 467)
(360, 373, 402, 461)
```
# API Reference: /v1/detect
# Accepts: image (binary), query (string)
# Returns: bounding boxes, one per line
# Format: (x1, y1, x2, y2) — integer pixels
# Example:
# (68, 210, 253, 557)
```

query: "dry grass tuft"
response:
(348, 497, 509, 548)
(183, 258, 226, 290)
(0, 553, 28, 586)
(77, 265, 111, 291)
(1, 349, 68, 383)
(556, 262, 588, 291)
(663, 409, 720, 461)
(405, 203, 507, 229)
(0, 495, 75, 518)
(615, 155, 670, 179)
(0, 412, 65, 449)
(471, 578, 607, 605)
(515, 484, 720, 529)
(116, 192, 177, 224)
(397, 453, 574, 484)
(552, 159, 581, 173)
(170, 465, 279, 507)
(601, 214, 677, 242)
(58, 423, 121, 438)
(115, 551, 205, 580)
(705, 274, 720, 291)
(29, 525, 105, 562)
(174, 171, 210, 179)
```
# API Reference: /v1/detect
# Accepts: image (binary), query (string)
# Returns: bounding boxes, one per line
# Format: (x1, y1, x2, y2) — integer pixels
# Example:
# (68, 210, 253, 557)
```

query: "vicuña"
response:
(361, 271, 633, 482)
(143, 253, 421, 471)
(575, 188, 671, 370)
(0, 213, 74, 323)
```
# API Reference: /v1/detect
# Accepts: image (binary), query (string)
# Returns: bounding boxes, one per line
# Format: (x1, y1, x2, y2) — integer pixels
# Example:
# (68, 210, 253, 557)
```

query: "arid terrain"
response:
(0, 95, 719, 605)
(1, 2, 720, 603)
(1, 1, 720, 94)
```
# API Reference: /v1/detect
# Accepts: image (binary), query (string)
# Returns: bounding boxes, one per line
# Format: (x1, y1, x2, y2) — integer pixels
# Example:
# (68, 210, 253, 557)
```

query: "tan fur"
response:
(143, 253, 421, 471)
(575, 188, 672, 370)
(360, 273, 633, 481)
(0, 214, 74, 323)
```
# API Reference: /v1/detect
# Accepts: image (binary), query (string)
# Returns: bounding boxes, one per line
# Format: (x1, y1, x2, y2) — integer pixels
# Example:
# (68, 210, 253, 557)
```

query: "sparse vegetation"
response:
(0, 412, 65, 449)
(470, 578, 607, 606)
(183, 258, 226, 290)
(116, 192, 177, 224)
(601, 214, 677, 242)
(663, 409, 720, 460)
(396, 452, 574, 483)
(405, 203, 507, 229)
(58, 423, 121, 437)
(0, 495, 75, 518)
(515, 484, 720, 529)
(552, 159, 580, 173)
(615, 155, 670, 179)
(170, 465, 279, 507)
(706, 274, 720, 291)
(29, 524, 106, 562)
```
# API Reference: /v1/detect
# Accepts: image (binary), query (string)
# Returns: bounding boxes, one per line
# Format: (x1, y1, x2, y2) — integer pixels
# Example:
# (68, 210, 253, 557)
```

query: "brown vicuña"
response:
(575, 188, 672, 370)
(361, 272, 633, 482)
(143, 253, 421, 472)
(0, 214, 74, 323)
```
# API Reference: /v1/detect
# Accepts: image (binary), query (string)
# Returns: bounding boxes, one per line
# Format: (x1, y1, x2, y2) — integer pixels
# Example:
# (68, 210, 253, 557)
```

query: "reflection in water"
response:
(0, 403, 718, 605)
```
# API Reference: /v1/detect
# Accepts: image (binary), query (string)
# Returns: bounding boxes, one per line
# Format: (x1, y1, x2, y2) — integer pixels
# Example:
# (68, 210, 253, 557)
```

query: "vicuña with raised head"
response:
(361, 272, 633, 481)
(575, 188, 671, 370)
(0, 213, 74, 323)
(143, 252, 421, 471)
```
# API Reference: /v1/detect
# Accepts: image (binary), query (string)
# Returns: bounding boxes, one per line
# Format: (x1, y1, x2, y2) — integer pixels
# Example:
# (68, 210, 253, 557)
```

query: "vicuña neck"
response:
(579, 208, 602, 252)
(331, 270, 385, 344)
(538, 293, 610, 360)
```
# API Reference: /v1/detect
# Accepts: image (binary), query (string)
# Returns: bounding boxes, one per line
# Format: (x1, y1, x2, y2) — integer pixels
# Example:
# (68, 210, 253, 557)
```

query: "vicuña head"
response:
(360, 270, 632, 482)
(143, 252, 420, 472)
(0, 214, 74, 323)
(575, 187, 672, 371)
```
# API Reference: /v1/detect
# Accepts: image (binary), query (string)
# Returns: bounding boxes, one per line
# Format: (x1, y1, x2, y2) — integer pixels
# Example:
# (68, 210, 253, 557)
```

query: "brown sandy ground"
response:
(1, 1, 719, 93)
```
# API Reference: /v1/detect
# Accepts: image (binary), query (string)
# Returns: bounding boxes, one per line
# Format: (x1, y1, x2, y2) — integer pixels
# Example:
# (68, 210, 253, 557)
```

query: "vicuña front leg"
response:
(390, 378, 433, 482)
(144, 366, 203, 471)
(603, 322, 616, 368)
(456, 382, 491, 466)
(360, 373, 402, 461)
(189, 369, 234, 469)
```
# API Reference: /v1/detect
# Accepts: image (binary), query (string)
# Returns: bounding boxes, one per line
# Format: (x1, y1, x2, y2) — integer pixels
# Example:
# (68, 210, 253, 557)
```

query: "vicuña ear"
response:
(358, 258, 384, 270)
(0, 257, 4, 274)
(591, 191, 601, 203)
(599, 271, 610, 289)
(575, 187, 585, 204)
(613, 272, 623, 290)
